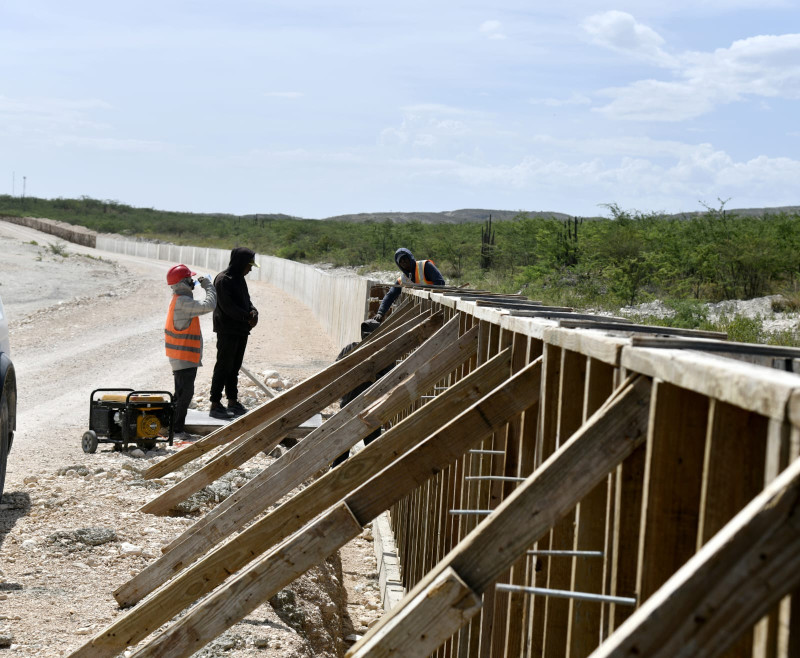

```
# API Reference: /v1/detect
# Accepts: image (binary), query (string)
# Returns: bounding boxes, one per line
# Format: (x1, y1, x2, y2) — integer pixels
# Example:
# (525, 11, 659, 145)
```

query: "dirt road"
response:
(0, 221, 381, 656)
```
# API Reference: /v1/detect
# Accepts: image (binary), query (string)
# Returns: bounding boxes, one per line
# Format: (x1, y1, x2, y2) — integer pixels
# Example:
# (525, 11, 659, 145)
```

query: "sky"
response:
(1, 0, 799, 219)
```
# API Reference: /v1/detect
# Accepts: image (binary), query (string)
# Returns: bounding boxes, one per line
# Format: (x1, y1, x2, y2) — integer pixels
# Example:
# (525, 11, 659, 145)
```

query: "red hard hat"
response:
(166, 264, 196, 285)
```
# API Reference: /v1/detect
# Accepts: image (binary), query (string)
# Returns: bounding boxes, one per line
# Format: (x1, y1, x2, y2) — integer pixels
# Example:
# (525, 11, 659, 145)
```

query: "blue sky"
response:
(1, 0, 799, 218)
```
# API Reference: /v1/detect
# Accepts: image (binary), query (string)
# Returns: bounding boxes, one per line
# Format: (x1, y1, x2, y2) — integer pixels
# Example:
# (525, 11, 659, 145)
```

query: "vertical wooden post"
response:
(542, 349, 585, 657)
(636, 381, 709, 602)
(567, 357, 615, 657)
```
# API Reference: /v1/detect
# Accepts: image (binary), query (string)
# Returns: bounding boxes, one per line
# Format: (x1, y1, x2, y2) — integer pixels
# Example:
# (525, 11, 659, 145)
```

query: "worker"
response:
(209, 247, 260, 419)
(165, 264, 216, 440)
(373, 247, 445, 322)
(330, 319, 386, 468)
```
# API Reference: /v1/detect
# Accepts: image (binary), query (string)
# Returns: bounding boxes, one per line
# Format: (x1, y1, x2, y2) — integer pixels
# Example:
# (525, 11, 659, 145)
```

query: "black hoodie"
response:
(212, 247, 258, 335)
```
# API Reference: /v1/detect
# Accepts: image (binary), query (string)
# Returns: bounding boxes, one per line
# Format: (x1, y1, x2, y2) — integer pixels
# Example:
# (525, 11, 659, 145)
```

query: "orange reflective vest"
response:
(165, 296, 202, 363)
(397, 259, 436, 286)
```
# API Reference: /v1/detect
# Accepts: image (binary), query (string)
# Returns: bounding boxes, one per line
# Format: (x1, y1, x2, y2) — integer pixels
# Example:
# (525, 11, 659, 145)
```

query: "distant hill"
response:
(318, 205, 800, 224)
(320, 208, 576, 223)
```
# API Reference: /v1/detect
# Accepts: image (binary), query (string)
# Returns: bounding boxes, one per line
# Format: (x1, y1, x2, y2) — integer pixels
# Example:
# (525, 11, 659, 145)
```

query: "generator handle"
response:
(126, 390, 174, 404)
(91, 388, 135, 403)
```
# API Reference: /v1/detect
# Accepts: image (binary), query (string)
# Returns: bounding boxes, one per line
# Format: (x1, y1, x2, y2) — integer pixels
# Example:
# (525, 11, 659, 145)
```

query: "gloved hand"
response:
(248, 309, 259, 328)
(197, 274, 213, 285)
(373, 312, 384, 323)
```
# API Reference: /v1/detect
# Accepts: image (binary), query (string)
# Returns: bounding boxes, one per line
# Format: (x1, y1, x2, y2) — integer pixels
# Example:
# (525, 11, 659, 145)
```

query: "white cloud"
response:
(529, 93, 592, 107)
(479, 19, 507, 40)
(582, 11, 678, 68)
(51, 136, 170, 153)
(263, 91, 304, 99)
(594, 32, 800, 120)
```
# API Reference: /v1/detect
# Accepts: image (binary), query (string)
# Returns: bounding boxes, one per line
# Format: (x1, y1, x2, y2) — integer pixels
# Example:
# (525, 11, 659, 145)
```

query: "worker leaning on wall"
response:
(373, 247, 446, 322)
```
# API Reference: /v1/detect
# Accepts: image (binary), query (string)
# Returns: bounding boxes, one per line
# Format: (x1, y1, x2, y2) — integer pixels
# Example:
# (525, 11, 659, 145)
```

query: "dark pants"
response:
(173, 367, 197, 433)
(331, 428, 381, 468)
(210, 333, 249, 405)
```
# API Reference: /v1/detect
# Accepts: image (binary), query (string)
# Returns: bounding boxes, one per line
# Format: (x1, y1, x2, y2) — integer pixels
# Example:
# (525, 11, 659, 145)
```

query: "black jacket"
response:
(213, 247, 258, 335)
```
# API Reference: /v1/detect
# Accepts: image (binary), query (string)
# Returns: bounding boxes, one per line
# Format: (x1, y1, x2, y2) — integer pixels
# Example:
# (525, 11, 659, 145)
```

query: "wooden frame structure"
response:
(69, 286, 800, 658)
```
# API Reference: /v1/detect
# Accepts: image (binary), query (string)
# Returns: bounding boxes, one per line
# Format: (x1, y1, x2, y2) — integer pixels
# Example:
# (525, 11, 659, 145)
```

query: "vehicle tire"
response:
(0, 391, 9, 498)
(82, 430, 99, 454)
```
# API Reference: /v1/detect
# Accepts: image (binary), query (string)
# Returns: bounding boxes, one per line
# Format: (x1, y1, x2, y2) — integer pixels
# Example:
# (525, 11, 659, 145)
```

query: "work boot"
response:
(227, 401, 248, 417)
(209, 403, 234, 420)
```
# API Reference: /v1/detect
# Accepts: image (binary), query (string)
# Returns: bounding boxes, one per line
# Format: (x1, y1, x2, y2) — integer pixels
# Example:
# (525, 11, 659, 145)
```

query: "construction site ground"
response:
(0, 221, 383, 657)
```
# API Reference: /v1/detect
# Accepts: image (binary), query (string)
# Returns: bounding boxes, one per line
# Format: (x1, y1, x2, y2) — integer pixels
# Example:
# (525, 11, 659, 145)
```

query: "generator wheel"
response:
(82, 430, 98, 454)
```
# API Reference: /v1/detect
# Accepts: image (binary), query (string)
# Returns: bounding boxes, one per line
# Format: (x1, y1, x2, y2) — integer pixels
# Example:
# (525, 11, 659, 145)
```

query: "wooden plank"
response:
(143, 308, 431, 479)
(621, 346, 800, 422)
(561, 319, 726, 339)
(542, 349, 586, 658)
(127, 504, 364, 658)
(589, 454, 800, 658)
(348, 376, 653, 657)
(139, 311, 445, 516)
(116, 318, 473, 606)
(239, 364, 276, 398)
(698, 400, 768, 547)
(95, 354, 535, 658)
(515, 311, 631, 323)
(608, 445, 645, 632)
(567, 357, 615, 658)
(352, 567, 482, 658)
(631, 335, 800, 359)
(636, 381, 709, 602)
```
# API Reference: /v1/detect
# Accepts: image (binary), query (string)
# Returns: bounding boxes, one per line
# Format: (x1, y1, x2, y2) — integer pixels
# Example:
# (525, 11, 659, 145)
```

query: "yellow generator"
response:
(82, 388, 174, 453)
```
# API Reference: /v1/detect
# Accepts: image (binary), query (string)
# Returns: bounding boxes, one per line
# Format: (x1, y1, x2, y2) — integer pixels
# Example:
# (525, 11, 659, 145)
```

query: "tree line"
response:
(2, 195, 799, 317)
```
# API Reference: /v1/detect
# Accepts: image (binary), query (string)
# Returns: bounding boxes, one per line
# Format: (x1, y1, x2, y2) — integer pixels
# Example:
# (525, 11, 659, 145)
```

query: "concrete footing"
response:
(371, 511, 405, 611)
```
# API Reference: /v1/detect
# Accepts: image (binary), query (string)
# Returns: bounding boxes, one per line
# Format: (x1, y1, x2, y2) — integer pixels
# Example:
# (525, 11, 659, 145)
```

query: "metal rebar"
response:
(465, 476, 526, 482)
(526, 550, 604, 558)
(469, 449, 505, 455)
(495, 584, 635, 606)
(449, 509, 493, 516)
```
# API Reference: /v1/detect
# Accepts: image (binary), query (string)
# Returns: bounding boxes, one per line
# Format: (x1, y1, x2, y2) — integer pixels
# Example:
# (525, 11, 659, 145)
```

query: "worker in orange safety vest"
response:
(165, 264, 216, 439)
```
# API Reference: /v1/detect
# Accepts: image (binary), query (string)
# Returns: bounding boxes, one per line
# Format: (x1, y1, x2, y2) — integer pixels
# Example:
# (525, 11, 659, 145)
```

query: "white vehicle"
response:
(0, 295, 17, 497)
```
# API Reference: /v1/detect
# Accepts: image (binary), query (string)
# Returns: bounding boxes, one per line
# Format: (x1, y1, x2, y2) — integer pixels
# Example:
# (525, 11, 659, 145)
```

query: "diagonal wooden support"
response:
(348, 375, 653, 657)
(589, 450, 800, 658)
(144, 308, 431, 480)
(70, 350, 540, 658)
(115, 318, 472, 607)
(139, 311, 444, 515)
(70, 348, 511, 658)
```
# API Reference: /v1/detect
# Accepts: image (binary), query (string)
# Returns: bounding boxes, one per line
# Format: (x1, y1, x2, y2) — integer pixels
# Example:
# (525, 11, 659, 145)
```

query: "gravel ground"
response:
(0, 221, 383, 657)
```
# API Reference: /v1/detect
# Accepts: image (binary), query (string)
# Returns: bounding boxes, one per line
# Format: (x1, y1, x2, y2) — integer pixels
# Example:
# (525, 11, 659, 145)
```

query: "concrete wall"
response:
(95, 236, 372, 347)
(0, 215, 97, 248)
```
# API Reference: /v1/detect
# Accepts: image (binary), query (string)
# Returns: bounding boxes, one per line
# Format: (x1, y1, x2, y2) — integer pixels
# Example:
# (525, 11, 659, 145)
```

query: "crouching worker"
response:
(165, 264, 216, 440)
(373, 247, 445, 323)
(330, 319, 387, 468)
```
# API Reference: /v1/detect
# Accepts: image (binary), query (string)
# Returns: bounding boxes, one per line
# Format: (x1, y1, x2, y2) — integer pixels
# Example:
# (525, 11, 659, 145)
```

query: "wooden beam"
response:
(561, 319, 725, 339)
(144, 308, 431, 479)
(138, 311, 445, 515)
(101, 352, 543, 658)
(589, 454, 800, 658)
(636, 381, 709, 602)
(567, 357, 615, 658)
(630, 335, 800, 359)
(128, 504, 364, 658)
(81, 349, 511, 658)
(239, 364, 276, 398)
(116, 318, 470, 606)
(349, 567, 482, 658)
(621, 346, 800, 422)
(348, 376, 653, 657)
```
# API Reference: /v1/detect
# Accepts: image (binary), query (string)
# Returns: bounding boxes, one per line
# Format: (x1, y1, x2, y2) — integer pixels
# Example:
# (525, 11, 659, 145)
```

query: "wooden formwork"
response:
(68, 286, 800, 658)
